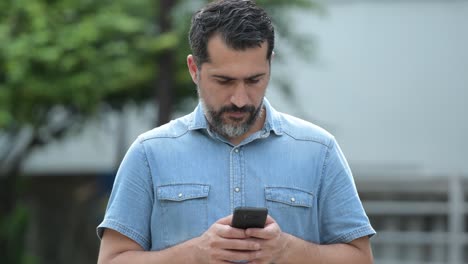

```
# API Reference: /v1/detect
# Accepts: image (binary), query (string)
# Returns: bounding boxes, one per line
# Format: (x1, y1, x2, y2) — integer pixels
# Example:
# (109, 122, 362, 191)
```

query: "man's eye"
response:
(246, 79, 260, 84)
(216, 79, 232, 85)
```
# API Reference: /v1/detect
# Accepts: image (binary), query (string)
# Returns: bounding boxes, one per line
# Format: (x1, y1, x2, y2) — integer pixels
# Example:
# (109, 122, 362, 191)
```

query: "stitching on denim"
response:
(265, 186, 314, 195)
(265, 187, 314, 207)
(281, 130, 330, 146)
(328, 225, 376, 244)
(158, 194, 209, 201)
(140, 129, 190, 141)
(156, 184, 210, 200)
(157, 183, 209, 188)
(265, 186, 314, 207)
(102, 219, 151, 250)
(265, 198, 312, 207)
(138, 140, 155, 204)
(318, 138, 333, 200)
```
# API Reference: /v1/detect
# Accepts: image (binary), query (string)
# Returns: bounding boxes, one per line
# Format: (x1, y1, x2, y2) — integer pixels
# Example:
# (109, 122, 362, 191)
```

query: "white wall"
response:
(268, 0, 468, 177)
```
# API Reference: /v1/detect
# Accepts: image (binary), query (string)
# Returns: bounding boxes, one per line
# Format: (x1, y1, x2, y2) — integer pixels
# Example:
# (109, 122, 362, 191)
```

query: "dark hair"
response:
(189, 0, 275, 68)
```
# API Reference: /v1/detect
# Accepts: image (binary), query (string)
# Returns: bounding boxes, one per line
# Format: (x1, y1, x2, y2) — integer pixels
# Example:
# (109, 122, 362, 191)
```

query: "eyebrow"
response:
(212, 73, 266, 80)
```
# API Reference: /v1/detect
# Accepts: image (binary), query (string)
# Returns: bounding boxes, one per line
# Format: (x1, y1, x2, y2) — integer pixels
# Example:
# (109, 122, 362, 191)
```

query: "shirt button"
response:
(234, 148, 239, 153)
(290, 197, 296, 203)
(178, 193, 183, 198)
(234, 187, 240, 192)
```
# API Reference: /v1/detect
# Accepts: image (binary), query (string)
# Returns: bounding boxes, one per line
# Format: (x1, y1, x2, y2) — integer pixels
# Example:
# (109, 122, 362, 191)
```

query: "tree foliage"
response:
(0, 0, 318, 173)
(0, 0, 318, 131)
(0, 0, 182, 129)
(0, 0, 321, 168)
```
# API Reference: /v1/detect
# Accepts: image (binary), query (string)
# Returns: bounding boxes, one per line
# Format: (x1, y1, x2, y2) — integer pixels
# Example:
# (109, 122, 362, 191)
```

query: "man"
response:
(97, 0, 375, 263)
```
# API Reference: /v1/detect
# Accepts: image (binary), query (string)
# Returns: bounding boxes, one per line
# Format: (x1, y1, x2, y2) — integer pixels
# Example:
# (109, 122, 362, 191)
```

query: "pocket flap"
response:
(265, 187, 313, 207)
(157, 184, 210, 201)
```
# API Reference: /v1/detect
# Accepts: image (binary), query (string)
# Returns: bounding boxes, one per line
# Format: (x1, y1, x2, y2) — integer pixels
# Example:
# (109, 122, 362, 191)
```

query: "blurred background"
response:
(0, 0, 467, 263)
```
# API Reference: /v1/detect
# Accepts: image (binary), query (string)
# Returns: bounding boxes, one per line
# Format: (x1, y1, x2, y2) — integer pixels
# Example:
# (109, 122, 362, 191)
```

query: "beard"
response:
(200, 97, 264, 139)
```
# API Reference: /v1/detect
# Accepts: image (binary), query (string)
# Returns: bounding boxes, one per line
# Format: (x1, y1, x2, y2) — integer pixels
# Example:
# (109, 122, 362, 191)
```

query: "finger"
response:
(265, 215, 276, 225)
(213, 237, 261, 251)
(245, 222, 280, 239)
(213, 215, 249, 239)
(217, 214, 233, 225)
(216, 225, 249, 239)
(221, 249, 261, 262)
(250, 215, 277, 237)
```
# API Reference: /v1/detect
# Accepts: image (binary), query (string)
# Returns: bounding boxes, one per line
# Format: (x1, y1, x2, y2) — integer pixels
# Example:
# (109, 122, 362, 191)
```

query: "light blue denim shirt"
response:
(97, 98, 375, 251)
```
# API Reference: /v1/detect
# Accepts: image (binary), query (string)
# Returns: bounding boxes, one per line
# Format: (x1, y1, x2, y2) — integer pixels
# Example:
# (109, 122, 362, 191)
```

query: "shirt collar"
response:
(188, 97, 283, 136)
(262, 97, 283, 135)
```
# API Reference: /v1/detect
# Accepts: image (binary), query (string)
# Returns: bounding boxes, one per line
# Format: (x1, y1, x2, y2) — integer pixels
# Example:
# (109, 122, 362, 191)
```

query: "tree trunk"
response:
(156, 0, 177, 126)
(0, 128, 33, 212)
(0, 155, 26, 263)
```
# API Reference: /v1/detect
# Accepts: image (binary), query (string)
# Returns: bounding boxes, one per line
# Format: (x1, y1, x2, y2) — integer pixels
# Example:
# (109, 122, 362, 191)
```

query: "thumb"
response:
(216, 214, 234, 225)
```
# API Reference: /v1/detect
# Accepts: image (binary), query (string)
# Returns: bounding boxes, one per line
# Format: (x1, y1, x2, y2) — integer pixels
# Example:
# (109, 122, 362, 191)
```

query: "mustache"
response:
(219, 105, 256, 113)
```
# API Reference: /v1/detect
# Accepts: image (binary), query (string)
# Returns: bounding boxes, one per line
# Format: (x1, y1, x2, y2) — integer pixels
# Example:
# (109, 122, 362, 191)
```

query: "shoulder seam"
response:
(139, 129, 190, 143)
(317, 137, 335, 207)
(280, 130, 330, 147)
(138, 140, 155, 205)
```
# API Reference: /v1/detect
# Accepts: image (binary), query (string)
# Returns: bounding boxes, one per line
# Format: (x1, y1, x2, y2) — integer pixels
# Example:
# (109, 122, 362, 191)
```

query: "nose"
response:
(230, 83, 249, 108)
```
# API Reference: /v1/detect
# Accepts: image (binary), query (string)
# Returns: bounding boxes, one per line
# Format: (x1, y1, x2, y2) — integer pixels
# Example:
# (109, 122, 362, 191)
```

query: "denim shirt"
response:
(97, 98, 375, 251)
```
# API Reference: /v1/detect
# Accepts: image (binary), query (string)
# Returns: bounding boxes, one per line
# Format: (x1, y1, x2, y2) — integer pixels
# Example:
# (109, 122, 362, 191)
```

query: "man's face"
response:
(187, 34, 271, 139)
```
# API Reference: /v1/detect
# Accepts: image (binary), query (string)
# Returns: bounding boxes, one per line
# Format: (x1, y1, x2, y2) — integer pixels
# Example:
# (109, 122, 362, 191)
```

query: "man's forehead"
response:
(202, 61, 269, 78)
(205, 35, 269, 59)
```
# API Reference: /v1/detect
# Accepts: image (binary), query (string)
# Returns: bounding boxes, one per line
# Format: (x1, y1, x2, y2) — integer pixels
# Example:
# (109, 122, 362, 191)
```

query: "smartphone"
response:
(231, 207, 268, 229)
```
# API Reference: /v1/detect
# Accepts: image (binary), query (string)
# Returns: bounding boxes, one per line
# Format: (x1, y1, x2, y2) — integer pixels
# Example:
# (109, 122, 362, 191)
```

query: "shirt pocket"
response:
(157, 184, 210, 202)
(156, 184, 210, 248)
(265, 187, 315, 238)
(265, 187, 314, 208)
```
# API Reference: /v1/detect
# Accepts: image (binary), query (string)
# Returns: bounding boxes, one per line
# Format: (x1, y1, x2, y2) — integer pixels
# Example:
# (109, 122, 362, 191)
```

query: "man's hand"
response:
(194, 215, 263, 263)
(243, 216, 289, 264)
(99, 214, 372, 264)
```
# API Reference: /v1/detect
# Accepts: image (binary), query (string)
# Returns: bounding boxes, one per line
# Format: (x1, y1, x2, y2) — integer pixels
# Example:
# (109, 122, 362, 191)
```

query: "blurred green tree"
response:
(0, 0, 319, 175)
(0, 0, 319, 262)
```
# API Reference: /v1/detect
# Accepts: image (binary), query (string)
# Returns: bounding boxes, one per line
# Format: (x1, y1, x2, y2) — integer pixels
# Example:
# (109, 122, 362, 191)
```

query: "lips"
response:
(227, 111, 247, 119)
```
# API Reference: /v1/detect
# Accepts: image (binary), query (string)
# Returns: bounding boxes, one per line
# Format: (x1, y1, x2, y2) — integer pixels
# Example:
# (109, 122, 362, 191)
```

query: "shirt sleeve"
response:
(318, 137, 376, 244)
(96, 138, 154, 250)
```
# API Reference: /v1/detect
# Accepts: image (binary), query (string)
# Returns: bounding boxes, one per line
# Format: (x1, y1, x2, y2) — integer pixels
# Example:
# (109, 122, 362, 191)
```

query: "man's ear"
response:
(187, 55, 199, 84)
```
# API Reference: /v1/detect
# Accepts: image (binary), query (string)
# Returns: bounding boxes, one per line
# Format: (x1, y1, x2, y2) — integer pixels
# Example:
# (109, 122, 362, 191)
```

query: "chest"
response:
(147, 137, 326, 250)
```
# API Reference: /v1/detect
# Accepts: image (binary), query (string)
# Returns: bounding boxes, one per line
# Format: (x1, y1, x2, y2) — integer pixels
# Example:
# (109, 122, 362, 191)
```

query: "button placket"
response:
(230, 146, 243, 210)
